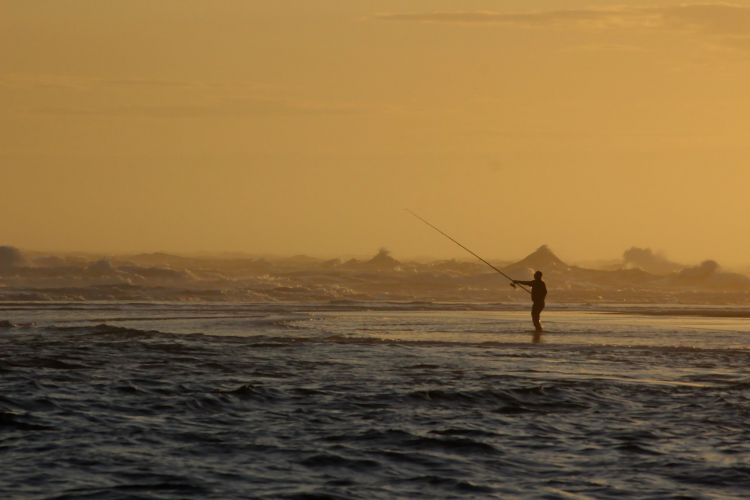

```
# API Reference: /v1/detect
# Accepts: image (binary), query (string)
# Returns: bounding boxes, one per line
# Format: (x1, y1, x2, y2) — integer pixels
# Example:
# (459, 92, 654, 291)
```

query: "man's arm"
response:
(513, 280, 534, 286)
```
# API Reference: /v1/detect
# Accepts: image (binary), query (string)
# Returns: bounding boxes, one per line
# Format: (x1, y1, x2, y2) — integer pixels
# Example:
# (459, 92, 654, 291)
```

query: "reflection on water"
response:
(1, 303, 749, 498)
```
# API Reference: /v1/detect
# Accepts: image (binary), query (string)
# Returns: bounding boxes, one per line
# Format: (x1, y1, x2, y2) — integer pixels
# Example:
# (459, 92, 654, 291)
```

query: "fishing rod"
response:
(406, 209, 531, 295)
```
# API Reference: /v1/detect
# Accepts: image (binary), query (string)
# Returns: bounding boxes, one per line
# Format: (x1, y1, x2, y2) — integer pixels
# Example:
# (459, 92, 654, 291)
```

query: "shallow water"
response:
(1, 303, 750, 498)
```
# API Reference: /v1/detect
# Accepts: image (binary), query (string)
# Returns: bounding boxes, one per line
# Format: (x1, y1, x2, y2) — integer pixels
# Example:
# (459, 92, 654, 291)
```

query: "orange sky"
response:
(2, 1, 749, 265)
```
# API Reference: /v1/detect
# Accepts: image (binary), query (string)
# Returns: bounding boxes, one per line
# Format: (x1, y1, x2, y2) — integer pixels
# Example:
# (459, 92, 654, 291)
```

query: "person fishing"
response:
(512, 271, 547, 332)
(405, 210, 546, 334)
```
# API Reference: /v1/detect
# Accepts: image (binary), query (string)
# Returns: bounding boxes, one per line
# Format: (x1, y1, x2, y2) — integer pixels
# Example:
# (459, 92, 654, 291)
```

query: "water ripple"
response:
(2, 306, 750, 498)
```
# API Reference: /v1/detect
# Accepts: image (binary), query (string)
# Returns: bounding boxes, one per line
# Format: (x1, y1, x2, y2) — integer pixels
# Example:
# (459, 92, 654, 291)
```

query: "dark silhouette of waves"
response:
(2, 306, 750, 498)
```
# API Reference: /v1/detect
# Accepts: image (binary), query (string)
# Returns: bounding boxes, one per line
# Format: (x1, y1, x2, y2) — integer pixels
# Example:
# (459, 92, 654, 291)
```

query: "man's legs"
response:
(531, 302, 544, 332)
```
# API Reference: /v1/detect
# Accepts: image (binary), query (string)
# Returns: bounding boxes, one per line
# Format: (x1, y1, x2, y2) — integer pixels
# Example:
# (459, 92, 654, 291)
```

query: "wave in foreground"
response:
(2, 308, 750, 498)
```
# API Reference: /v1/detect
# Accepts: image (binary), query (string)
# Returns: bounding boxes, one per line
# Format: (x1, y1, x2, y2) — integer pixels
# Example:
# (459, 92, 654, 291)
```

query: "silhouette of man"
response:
(513, 271, 547, 332)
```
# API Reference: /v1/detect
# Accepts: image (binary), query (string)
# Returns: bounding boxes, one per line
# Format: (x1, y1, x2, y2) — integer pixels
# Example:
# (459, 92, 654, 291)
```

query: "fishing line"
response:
(406, 209, 531, 295)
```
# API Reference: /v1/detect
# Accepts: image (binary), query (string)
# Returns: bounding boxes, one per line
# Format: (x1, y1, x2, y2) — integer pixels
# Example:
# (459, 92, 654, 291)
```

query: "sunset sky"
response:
(2, 1, 749, 265)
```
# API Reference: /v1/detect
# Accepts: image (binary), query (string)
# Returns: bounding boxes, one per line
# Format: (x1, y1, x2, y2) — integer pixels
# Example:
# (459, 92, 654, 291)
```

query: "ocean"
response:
(2, 302, 749, 498)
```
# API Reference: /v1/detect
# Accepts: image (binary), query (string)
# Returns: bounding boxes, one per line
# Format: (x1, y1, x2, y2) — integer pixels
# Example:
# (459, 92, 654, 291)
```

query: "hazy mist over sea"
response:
(2, 244, 749, 304)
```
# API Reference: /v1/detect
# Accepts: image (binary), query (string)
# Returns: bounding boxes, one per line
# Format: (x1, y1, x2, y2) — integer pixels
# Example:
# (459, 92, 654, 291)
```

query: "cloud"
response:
(29, 98, 363, 118)
(374, 4, 750, 41)
(0, 74, 274, 92)
(659, 4, 750, 36)
(373, 9, 643, 28)
(0, 74, 190, 90)
(558, 44, 647, 53)
(0, 74, 91, 91)
(0, 74, 362, 118)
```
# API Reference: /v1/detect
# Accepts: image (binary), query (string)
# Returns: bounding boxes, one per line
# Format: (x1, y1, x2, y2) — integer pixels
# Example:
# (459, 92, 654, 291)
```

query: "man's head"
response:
(534, 271, 543, 280)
